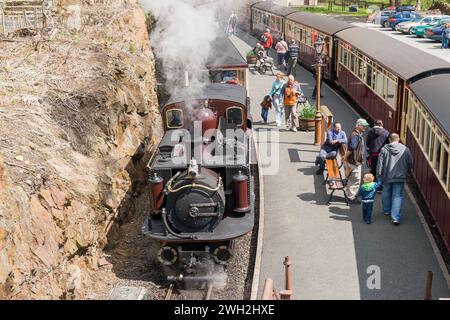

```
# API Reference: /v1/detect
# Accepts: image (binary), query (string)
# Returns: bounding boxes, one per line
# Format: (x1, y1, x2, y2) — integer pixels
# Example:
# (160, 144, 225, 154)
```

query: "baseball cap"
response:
(356, 118, 369, 127)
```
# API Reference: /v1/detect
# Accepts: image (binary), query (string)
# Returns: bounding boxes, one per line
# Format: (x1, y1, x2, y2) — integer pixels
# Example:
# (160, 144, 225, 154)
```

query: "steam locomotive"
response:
(143, 84, 257, 284)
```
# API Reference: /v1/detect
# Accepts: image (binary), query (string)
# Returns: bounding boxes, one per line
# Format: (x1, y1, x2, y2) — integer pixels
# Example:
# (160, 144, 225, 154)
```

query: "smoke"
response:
(139, 0, 246, 100)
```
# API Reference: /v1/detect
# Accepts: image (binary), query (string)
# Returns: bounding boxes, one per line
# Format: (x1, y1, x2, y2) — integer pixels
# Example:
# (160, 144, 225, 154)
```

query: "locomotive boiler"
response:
(143, 84, 257, 284)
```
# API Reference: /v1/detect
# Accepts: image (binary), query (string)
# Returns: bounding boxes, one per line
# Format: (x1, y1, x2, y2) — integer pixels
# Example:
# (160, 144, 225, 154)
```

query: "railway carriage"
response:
(284, 12, 352, 80)
(238, 0, 261, 33)
(334, 28, 450, 135)
(405, 75, 450, 251)
(251, 2, 297, 45)
(185, 36, 249, 91)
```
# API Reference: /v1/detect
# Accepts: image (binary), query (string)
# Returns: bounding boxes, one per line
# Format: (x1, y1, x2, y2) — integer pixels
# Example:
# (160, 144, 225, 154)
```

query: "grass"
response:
(294, 4, 374, 16)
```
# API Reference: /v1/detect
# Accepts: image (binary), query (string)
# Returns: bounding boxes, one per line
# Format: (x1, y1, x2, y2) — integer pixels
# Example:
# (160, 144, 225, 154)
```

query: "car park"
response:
(388, 11, 421, 30)
(396, 16, 443, 34)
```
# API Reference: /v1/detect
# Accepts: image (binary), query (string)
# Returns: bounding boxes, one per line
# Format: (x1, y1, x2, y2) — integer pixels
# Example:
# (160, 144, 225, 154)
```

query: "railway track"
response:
(164, 283, 214, 300)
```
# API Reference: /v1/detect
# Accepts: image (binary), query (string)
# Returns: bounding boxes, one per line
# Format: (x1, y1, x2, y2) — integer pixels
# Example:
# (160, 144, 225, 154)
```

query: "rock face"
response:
(0, 0, 162, 299)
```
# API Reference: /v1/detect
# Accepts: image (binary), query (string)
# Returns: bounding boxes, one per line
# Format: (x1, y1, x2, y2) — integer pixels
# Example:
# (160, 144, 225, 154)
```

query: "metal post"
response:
(424, 271, 433, 300)
(279, 256, 292, 300)
(314, 63, 322, 146)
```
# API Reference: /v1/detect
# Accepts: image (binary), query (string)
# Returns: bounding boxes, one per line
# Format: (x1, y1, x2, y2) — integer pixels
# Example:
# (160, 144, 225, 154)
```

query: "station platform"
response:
(230, 32, 450, 300)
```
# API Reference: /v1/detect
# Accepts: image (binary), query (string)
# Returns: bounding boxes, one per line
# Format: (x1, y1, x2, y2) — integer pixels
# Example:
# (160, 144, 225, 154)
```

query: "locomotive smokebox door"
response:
(166, 167, 225, 233)
(232, 170, 250, 213)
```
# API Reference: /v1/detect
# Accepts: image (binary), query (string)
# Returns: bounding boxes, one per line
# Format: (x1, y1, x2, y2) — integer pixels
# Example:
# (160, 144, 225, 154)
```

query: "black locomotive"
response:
(143, 84, 257, 284)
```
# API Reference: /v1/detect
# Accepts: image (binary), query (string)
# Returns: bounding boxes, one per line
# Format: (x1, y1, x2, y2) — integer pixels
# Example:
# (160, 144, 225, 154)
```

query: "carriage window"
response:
(357, 58, 364, 80)
(366, 64, 372, 87)
(386, 78, 396, 107)
(166, 109, 183, 128)
(430, 132, 435, 164)
(227, 107, 243, 126)
(441, 149, 448, 189)
(424, 124, 430, 156)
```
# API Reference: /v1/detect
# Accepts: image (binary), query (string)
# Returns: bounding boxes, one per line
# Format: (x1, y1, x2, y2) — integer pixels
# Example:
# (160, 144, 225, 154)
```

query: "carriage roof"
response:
(165, 83, 247, 107)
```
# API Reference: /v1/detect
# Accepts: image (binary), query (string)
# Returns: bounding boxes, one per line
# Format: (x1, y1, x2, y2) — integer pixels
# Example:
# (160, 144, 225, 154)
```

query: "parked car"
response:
(388, 11, 422, 30)
(411, 17, 450, 37)
(377, 9, 396, 27)
(396, 16, 443, 34)
(425, 20, 450, 41)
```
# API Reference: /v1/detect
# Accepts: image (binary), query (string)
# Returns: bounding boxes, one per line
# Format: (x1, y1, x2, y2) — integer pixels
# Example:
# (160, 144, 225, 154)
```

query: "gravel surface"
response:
(87, 167, 259, 300)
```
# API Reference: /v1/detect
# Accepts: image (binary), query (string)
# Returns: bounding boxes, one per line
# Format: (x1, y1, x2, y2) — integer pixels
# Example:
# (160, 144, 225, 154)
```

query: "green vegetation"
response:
(129, 42, 137, 54)
(298, 102, 316, 119)
(246, 49, 257, 57)
(294, 4, 369, 16)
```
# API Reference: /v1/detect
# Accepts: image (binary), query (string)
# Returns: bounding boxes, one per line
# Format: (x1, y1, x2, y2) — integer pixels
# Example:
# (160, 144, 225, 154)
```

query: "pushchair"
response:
(256, 50, 275, 75)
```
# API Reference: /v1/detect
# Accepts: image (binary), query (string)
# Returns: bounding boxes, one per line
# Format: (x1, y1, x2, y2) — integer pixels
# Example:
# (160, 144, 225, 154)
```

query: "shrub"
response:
(298, 101, 316, 119)
(246, 50, 257, 57)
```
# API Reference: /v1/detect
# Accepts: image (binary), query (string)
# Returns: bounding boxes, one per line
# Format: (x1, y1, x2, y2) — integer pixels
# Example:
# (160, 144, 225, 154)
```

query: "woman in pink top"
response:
(275, 38, 288, 70)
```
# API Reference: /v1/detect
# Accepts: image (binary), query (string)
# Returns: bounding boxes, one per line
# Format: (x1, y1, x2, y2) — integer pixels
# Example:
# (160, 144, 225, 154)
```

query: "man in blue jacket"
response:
(315, 122, 347, 175)
(377, 133, 413, 225)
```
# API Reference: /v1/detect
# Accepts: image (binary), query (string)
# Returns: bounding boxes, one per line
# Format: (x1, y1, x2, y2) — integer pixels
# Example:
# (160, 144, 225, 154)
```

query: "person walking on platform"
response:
(366, 119, 389, 183)
(269, 72, 286, 127)
(377, 133, 413, 225)
(441, 24, 449, 49)
(275, 37, 288, 70)
(357, 173, 382, 224)
(260, 95, 272, 124)
(315, 122, 347, 175)
(261, 28, 273, 51)
(343, 118, 369, 202)
(282, 75, 299, 132)
(286, 40, 299, 77)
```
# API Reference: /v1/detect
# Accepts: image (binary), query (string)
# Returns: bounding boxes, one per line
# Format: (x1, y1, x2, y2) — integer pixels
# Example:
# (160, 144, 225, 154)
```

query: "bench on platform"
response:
(323, 146, 349, 206)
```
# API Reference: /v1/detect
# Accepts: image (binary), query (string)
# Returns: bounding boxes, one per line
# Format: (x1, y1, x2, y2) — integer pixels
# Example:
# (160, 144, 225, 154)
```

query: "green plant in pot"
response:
(298, 101, 316, 131)
(246, 50, 257, 64)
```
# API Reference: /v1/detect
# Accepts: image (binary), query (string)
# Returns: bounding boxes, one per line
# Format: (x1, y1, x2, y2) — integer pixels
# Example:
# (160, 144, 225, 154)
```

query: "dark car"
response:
(425, 20, 450, 41)
(388, 11, 421, 30)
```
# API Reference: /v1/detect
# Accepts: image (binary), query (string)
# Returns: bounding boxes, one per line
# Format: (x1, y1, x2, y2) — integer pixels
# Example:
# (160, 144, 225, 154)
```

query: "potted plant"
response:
(298, 101, 316, 131)
(246, 49, 257, 64)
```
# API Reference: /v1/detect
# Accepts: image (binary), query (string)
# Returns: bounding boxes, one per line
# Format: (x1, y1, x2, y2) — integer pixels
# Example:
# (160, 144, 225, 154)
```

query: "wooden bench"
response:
(323, 146, 349, 205)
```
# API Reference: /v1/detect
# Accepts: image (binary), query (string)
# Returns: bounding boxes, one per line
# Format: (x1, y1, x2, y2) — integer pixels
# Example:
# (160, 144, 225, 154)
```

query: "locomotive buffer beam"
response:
(189, 203, 219, 218)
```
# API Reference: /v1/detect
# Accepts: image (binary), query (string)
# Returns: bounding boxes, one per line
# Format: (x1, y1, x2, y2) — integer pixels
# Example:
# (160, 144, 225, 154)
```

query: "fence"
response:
(0, 1, 52, 35)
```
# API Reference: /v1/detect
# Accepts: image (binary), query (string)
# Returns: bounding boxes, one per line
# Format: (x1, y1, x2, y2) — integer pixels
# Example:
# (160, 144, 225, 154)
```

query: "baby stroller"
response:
(256, 49, 275, 75)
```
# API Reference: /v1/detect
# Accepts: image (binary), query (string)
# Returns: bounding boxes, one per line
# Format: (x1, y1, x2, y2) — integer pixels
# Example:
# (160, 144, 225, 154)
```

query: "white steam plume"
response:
(139, 0, 246, 100)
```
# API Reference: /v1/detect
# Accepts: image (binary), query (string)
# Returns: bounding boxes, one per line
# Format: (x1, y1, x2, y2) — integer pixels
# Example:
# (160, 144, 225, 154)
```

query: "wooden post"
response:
(314, 63, 322, 146)
(424, 271, 433, 300)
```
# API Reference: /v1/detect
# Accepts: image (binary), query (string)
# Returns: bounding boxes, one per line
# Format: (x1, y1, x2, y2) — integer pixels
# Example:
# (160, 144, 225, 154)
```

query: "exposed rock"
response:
(0, 0, 162, 299)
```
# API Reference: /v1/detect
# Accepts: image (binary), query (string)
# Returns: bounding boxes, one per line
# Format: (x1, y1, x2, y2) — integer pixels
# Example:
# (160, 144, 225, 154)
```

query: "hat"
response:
(356, 118, 369, 127)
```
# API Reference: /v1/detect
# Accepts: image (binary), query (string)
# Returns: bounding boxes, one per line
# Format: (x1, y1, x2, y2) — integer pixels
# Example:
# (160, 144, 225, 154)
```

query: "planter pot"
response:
(247, 56, 257, 64)
(298, 117, 315, 131)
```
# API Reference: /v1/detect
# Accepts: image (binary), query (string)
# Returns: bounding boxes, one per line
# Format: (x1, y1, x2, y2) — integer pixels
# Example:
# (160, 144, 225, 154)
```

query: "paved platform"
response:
(230, 31, 450, 300)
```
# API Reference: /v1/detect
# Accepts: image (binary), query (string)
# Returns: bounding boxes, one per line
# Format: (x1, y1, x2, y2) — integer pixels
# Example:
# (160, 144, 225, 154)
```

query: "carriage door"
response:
(395, 78, 406, 141)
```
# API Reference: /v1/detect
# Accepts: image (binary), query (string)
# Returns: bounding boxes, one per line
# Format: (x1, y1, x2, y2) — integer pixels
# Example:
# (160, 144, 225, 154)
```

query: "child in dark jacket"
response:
(357, 173, 382, 224)
(260, 95, 272, 124)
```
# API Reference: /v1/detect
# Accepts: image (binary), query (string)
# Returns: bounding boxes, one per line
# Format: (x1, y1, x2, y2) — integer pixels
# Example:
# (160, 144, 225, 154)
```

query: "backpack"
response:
(261, 34, 268, 43)
(284, 50, 291, 61)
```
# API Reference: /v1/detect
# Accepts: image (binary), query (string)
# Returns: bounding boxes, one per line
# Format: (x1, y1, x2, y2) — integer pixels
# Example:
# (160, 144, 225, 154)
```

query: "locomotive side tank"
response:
(143, 84, 257, 281)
